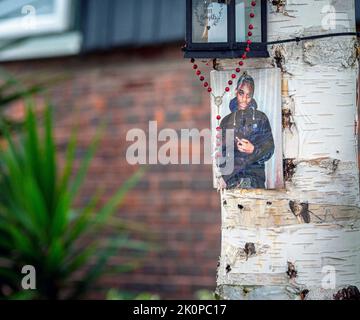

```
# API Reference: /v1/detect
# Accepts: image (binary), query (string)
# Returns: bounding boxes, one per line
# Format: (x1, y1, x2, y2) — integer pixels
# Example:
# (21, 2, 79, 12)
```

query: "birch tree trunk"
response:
(214, 0, 360, 300)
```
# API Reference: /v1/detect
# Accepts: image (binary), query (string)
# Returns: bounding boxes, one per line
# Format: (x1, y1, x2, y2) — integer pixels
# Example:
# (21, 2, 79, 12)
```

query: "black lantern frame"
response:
(184, 0, 269, 59)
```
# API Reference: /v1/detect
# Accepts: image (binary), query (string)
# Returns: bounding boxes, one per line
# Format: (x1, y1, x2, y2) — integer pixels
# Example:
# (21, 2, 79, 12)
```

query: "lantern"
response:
(184, 0, 268, 58)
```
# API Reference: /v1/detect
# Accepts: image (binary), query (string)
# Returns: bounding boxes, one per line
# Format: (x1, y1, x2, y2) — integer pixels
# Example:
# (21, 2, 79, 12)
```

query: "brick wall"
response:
(4, 44, 221, 300)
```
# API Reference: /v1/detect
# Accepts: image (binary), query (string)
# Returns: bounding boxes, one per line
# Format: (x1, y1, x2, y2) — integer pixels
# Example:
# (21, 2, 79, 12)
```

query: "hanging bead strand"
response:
(214, 0, 256, 161)
(188, 1, 257, 163)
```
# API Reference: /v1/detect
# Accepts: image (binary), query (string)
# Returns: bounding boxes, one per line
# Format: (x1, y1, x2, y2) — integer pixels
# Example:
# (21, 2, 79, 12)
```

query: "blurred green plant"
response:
(0, 68, 43, 105)
(0, 68, 44, 136)
(106, 289, 216, 301)
(106, 289, 160, 300)
(0, 67, 70, 139)
(0, 103, 149, 300)
(195, 290, 215, 300)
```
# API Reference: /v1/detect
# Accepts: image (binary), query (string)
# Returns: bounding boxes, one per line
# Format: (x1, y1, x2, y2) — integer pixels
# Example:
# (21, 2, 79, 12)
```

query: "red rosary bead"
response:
(196, 70, 201, 75)
(204, 82, 209, 87)
(249, 24, 254, 30)
(250, 13, 255, 18)
(251, 1, 256, 7)
(247, 40, 252, 45)
(239, 61, 244, 66)
(246, 47, 250, 52)
(236, 68, 241, 73)
(216, 126, 221, 131)
(231, 74, 236, 79)
(248, 31, 253, 37)
(216, 115, 221, 120)
(216, 134, 221, 139)
(208, 87, 212, 93)
(242, 54, 247, 60)
(228, 80, 233, 85)
(193, 64, 198, 69)
(225, 87, 230, 92)
(200, 76, 205, 81)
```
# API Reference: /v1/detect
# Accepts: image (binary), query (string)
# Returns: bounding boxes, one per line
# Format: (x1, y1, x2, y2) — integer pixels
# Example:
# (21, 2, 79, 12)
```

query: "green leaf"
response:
(0, 118, 24, 138)
(68, 126, 103, 199)
(93, 167, 146, 226)
(0, 203, 45, 243)
(0, 117, 24, 171)
(0, 78, 18, 94)
(66, 241, 116, 299)
(8, 290, 38, 301)
(57, 128, 77, 199)
(63, 189, 103, 248)
(0, 267, 20, 287)
(6, 225, 36, 259)
(42, 104, 56, 213)
(0, 85, 43, 106)
(22, 175, 49, 232)
(45, 239, 65, 272)
(23, 105, 43, 189)
(62, 242, 98, 277)
(51, 192, 71, 239)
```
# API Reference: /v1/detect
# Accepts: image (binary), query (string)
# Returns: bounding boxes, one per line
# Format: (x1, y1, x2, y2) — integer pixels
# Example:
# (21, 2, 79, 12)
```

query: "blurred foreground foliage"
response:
(107, 289, 160, 300)
(106, 289, 215, 300)
(0, 102, 150, 300)
(0, 68, 48, 137)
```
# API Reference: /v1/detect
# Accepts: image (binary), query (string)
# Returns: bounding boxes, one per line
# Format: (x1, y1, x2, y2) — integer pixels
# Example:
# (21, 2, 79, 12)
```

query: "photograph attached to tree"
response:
(212, 69, 283, 190)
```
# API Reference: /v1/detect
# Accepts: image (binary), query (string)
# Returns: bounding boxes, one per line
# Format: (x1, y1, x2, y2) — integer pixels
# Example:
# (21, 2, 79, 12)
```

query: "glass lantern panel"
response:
(235, 0, 262, 43)
(192, 0, 228, 43)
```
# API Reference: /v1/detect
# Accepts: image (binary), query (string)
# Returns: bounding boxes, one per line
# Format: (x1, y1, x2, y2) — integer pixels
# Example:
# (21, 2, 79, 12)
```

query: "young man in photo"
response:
(218, 74, 275, 189)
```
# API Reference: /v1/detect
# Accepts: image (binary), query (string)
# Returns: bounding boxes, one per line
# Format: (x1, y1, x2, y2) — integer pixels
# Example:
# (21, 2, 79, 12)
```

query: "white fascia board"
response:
(0, 31, 82, 61)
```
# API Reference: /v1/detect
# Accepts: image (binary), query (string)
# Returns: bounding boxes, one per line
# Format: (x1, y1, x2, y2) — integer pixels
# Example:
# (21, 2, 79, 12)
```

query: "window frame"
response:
(0, 0, 72, 39)
(184, 0, 269, 58)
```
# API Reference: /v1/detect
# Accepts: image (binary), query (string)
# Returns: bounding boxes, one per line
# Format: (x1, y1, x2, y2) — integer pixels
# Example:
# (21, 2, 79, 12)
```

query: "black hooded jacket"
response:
(218, 98, 275, 189)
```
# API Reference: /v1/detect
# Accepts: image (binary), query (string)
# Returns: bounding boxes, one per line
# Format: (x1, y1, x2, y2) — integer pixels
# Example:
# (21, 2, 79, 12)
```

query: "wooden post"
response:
(214, 0, 360, 300)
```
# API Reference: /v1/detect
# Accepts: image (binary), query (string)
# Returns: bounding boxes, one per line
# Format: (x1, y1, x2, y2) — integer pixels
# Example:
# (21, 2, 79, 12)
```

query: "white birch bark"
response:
(214, 0, 360, 300)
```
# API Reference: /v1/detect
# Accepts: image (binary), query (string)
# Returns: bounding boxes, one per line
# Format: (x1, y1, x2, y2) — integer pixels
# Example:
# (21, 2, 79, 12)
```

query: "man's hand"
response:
(236, 138, 255, 154)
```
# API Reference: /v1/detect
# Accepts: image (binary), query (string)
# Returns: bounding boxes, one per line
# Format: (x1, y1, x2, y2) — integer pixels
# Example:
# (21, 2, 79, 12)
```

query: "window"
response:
(192, 0, 228, 43)
(185, 0, 268, 59)
(0, 0, 72, 39)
